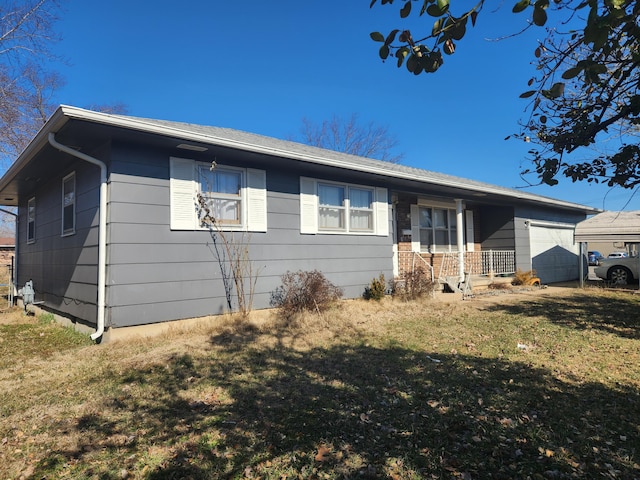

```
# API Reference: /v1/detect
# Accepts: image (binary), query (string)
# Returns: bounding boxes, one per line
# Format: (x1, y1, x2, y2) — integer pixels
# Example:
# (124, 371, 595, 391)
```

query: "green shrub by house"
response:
(363, 274, 387, 301)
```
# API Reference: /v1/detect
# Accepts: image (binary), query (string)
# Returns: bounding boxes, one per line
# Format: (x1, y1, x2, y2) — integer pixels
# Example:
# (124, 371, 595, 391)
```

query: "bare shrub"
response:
(512, 268, 538, 286)
(392, 267, 436, 300)
(270, 270, 343, 318)
(197, 192, 262, 318)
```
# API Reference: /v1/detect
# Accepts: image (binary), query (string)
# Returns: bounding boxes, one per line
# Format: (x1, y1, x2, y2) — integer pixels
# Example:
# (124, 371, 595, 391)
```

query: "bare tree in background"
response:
(296, 114, 403, 163)
(0, 0, 64, 167)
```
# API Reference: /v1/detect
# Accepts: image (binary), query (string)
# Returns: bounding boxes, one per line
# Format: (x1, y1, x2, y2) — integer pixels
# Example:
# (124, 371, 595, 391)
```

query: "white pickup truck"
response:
(594, 255, 639, 284)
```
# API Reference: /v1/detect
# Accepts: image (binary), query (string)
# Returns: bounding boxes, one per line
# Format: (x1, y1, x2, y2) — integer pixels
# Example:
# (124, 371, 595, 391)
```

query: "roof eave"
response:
(0, 106, 70, 194)
(58, 106, 598, 214)
(2, 105, 601, 214)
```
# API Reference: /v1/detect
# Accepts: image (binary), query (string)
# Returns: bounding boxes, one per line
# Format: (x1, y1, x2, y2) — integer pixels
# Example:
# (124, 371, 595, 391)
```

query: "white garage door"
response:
(529, 222, 579, 284)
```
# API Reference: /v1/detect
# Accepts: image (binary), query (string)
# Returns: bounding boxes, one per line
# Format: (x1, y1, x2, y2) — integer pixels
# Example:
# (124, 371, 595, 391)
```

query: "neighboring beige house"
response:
(575, 210, 640, 256)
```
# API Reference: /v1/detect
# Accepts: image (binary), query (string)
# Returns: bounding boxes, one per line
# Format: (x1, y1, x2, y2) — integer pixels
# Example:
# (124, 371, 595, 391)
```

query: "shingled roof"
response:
(575, 210, 640, 243)
(0, 105, 601, 214)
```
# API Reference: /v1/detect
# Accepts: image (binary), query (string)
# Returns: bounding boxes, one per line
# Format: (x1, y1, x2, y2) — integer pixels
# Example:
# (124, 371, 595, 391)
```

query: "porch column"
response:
(455, 199, 465, 282)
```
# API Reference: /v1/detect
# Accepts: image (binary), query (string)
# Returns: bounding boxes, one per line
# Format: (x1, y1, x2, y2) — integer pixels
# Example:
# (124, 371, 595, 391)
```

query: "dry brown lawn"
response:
(1, 284, 638, 479)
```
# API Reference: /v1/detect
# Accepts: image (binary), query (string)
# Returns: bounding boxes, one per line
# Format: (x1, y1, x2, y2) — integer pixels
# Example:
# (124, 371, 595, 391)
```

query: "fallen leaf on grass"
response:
(538, 447, 554, 457)
(315, 446, 331, 462)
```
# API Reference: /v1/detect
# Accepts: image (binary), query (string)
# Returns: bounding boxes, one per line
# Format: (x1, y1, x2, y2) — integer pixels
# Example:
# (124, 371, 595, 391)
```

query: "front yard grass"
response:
(0, 287, 638, 479)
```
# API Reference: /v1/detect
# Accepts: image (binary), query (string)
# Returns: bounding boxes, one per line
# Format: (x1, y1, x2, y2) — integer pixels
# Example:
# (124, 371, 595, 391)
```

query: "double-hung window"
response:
(198, 165, 242, 226)
(318, 183, 347, 231)
(170, 157, 267, 232)
(300, 177, 388, 236)
(349, 187, 374, 231)
(27, 197, 36, 244)
(413, 205, 458, 253)
(62, 172, 76, 235)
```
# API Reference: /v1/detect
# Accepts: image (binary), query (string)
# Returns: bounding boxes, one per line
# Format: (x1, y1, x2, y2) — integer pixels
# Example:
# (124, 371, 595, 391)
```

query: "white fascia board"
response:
(0, 108, 70, 194)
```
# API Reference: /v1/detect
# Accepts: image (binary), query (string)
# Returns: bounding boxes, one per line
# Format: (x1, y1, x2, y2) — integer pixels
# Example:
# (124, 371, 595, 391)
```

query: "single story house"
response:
(0, 106, 599, 340)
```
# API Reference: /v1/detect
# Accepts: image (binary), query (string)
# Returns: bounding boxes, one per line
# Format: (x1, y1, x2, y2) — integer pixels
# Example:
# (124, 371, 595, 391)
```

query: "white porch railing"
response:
(397, 251, 435, 282)
(397, 250, 516, 282)
(439, 250, 516, 279)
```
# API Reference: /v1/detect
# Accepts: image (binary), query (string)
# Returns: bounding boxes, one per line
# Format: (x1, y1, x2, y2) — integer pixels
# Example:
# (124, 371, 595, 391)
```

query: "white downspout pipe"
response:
(48, 133, 107, 341)
(0, 208, 18, 303)
(455, 199, 465, 283)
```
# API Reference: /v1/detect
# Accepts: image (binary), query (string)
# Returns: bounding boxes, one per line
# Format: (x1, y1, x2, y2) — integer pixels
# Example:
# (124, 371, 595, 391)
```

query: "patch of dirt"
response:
(463, 284, 576, 304)
(0, 307, 29, 325)
(432, 281, 616, 307)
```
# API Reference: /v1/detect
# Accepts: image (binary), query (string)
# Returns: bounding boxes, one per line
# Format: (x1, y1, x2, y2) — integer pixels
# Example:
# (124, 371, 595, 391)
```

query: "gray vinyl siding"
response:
(106, 145, 393, 328)
(478, 206, 515, 250)
(17, 160, 101, 324)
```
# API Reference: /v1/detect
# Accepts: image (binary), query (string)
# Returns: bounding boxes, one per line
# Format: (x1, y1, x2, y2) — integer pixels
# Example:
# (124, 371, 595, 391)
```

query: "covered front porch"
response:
(392, 193, 518, 292)
(396, 249, 517, 292)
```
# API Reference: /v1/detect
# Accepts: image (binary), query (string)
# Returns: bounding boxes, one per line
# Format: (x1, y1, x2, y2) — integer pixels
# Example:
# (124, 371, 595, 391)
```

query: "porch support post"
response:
(455, 199, 465, 282)
(579, 242, 585, 288)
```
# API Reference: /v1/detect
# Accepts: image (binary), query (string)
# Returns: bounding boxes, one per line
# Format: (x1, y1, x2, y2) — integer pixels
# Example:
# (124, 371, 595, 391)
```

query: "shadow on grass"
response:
(483, 291, 640, 340)
(31, 327, 640, 479)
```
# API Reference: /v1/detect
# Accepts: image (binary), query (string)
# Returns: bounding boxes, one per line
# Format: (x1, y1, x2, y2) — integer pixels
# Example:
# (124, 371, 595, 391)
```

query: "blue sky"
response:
(48, 0, 638, 212)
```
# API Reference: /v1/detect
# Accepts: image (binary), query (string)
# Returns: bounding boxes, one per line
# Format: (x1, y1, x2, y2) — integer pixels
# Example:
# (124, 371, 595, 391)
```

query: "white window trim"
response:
(170, 157, 267, 232)
(300, 177, 388, 236)
(198, 163, 245, 228)
(27, 197, 36, 244)
(62, 172, 76, 236)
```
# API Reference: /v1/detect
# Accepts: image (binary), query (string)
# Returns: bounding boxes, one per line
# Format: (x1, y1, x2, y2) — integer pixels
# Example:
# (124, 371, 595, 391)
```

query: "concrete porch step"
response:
(437, 274, 515, 292)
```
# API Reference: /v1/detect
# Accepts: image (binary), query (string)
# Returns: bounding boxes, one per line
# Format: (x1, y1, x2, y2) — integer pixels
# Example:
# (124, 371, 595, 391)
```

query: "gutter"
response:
(48, 133, 107, 341)
(57, 105, 599, 215)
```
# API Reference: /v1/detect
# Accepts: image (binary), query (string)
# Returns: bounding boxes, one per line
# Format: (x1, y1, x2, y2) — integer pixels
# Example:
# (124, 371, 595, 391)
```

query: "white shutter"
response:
(375, 187, 389, 236)
(300, 177, 318, 234)
(170, 157, 196, 230)
(246, 168, 267, 232)
(410, 204, 421, 252)
(465, 210, 475, 252)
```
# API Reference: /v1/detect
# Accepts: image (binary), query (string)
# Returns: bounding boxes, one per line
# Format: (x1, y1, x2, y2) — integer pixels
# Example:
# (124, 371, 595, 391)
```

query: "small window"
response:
(27, 197, 35, 244)
(198, 165, 243, 226)
(62, 173, 76, 235)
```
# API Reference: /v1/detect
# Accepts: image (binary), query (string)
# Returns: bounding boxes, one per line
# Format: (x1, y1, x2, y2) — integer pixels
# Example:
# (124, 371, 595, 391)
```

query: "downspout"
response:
(0, 208, 18, 303)
(455, 199, 465, 282)
(48, 133, 107, 341)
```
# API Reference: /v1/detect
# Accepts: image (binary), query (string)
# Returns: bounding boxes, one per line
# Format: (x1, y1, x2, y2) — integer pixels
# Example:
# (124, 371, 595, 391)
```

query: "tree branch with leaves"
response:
(370, 0, 640, 188)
